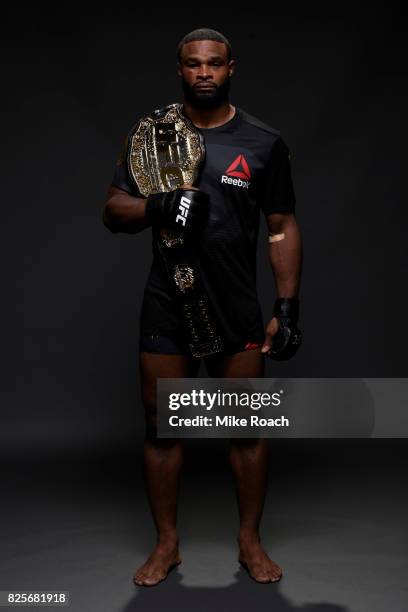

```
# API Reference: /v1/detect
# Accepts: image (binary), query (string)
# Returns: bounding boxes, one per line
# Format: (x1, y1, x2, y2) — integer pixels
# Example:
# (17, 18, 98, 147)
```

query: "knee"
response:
(142, 393, 182, 447)
(145, 409, 159, 444)
(144, 410, 179, 448)
(141, 390, 157, 437)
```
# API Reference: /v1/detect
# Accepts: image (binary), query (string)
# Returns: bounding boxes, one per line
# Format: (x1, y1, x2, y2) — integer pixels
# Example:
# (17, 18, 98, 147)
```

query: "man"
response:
(103, 28, 302, 586)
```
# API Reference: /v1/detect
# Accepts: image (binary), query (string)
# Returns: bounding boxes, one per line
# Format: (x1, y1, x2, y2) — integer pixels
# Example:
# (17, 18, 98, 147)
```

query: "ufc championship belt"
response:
(127, 103, 224, 358)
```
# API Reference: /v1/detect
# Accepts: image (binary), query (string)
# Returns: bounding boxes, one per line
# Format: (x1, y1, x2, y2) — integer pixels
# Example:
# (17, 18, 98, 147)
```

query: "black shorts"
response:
(139, 334, 263, 358)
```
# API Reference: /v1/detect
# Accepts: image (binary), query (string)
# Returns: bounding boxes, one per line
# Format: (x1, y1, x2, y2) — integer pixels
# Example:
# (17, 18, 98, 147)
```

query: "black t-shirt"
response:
(111, 106, 296, 350)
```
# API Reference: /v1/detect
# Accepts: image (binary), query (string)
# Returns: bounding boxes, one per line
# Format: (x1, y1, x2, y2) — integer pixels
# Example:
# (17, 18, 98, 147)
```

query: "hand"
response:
(145, 186, 209, 232)
(263, 297, 303, 360)
(261, 317, 280, 356)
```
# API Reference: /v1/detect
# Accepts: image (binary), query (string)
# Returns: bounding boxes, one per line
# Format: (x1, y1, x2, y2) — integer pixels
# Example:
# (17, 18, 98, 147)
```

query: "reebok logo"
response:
(175, 195, 191, 226)
(220, 154, 251, 189)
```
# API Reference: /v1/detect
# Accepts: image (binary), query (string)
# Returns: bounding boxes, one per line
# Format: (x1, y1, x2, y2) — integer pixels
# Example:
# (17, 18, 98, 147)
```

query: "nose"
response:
(197, 64, 211, 79)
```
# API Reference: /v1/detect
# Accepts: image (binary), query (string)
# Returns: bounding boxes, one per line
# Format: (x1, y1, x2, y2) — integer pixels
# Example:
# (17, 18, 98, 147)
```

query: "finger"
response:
(261, 331, 276, 353)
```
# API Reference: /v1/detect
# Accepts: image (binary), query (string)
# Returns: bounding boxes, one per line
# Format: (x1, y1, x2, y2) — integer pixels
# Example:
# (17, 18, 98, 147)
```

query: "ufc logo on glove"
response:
(176, 195, 191, 226)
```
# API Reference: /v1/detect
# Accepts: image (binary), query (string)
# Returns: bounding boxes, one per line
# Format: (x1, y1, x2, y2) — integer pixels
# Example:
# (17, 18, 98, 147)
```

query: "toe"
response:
(255, 573, 271, 583)
(252, 565, 271, 583)
(144, 572, 164, 586)
(133, 569, 146, 585)
(270, 567, 282, 582)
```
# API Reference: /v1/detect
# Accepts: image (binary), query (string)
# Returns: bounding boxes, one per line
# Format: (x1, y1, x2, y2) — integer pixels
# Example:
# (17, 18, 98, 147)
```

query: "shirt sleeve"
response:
(259, 136, 296, 215)
(111, 130, 146, 198)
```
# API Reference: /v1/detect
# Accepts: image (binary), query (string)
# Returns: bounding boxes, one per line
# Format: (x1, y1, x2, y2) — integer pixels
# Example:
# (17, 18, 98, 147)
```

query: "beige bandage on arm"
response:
(268, 232, 285, 243)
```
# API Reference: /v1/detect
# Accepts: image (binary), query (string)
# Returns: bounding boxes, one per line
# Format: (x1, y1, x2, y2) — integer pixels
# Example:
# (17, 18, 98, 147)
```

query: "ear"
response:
(177, 61, 182, 77)
(228, 59, 236, 77)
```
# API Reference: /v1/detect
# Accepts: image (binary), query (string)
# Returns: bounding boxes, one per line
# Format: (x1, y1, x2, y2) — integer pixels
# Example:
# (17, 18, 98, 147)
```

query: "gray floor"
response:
(1, 441, 407, 612)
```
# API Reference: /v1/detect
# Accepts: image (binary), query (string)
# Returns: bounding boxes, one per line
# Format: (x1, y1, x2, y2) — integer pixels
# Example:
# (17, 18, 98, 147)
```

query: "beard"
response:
(181, 75, 231, 110)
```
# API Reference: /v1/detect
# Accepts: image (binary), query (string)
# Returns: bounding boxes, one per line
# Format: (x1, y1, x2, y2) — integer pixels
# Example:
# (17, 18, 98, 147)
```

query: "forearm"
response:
(103, 187, 150, 234)
(267, 214, 302, 298)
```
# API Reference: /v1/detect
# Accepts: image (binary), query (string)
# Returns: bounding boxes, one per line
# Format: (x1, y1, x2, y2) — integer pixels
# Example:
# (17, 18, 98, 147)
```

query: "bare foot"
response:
(133, 539, 182, 587)
(238, 535, 282, 583)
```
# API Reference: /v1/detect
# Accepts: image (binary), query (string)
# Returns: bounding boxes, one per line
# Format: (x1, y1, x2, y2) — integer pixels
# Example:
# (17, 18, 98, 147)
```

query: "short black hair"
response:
(177, 28, 232, 62)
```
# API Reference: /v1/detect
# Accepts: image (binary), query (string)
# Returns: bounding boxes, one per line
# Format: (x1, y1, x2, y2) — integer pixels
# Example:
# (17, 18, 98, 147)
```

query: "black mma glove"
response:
(145, 187, 209, 233)
(266, 297, 303, 361)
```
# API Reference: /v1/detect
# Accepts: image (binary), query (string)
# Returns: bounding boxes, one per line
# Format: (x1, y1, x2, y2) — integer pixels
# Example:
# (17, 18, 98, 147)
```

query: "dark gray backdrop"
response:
(2, 7, 407, 453)
(2, 8, 408, 612)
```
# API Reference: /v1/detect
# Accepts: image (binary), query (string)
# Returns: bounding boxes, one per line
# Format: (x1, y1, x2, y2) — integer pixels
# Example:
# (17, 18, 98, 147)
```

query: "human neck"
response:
(182, 101, 235, 129)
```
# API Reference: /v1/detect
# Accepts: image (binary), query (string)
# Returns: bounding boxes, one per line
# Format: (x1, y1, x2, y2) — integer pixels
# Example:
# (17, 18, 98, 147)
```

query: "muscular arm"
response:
(102, 183, 198, 234)
(102, 185, 149, 234)
(266, 212, 303, 298)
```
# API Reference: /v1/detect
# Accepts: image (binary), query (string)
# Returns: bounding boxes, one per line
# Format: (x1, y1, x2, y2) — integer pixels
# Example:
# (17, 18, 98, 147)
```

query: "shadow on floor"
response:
(122, 566, 351, 612)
